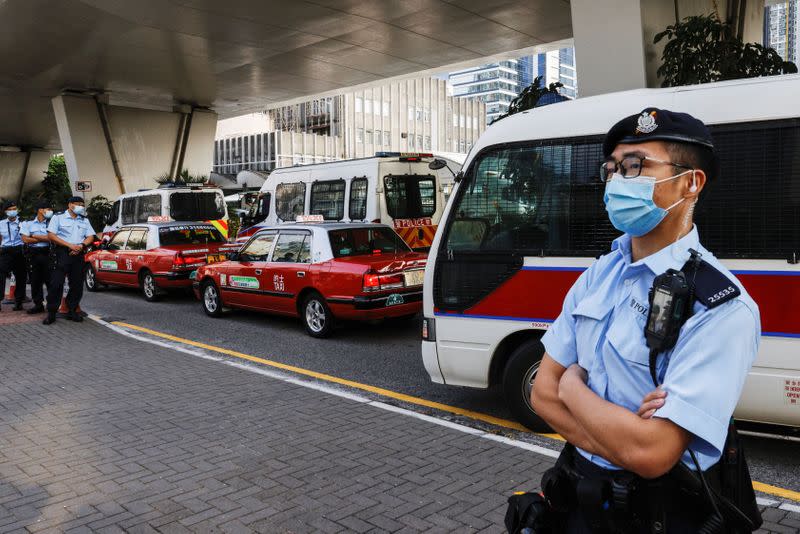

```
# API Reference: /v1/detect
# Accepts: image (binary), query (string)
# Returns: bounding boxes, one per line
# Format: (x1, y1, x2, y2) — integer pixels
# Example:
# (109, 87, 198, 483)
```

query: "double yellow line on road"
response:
(112, 320, 800, 503)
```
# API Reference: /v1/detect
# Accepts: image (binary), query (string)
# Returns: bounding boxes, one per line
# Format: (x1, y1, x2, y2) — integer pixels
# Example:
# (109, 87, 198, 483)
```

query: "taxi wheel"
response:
(201, 281, 224, 317)
(502, 338, 552, 433)
(302, 293, 334, 338)
(84, 265, 101, 292)
(140, 270, 161, 302)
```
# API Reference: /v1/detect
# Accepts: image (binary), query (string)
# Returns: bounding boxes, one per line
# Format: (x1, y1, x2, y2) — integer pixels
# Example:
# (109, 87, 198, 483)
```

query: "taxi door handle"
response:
(255, 269, 262, 275)
(297, 271, 306, 278)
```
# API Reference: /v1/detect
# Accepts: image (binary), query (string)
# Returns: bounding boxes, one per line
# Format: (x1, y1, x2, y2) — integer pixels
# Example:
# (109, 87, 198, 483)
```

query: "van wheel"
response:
(302, 292, 334, 338)
(201, 281, 224, 317)
(502, 338, 551, 433)
(84, 265, 101, 292)
(140, 270, 160, 302)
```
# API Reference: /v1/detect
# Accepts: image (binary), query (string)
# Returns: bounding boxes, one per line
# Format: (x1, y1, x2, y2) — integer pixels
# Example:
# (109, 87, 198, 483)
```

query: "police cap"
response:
(2, 200, 18, 210)
(35, 199, 51, 210)
(67, 196, 85, 204)
(603, 108, 714, 158)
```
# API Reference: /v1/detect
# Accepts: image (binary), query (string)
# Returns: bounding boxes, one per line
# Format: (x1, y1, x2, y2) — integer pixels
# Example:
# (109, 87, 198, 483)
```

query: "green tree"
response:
(86, 195, 113, 232)
(491, 75, 565, 125)
(655, 13, 797, 87)
(154, 168, 207, 186)
(42, 155, 72, 209)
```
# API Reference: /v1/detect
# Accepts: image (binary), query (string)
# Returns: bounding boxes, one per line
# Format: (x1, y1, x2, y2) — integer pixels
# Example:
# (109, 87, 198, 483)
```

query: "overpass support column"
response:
(0, 148, 51, 201)
(571, 0, 765, 97)
(52, 95, 217, 201)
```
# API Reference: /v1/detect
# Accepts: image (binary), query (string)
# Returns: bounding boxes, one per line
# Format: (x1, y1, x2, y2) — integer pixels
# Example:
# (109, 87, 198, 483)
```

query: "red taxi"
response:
(85, 222, 236, 301)
(193, 223, 427, 337)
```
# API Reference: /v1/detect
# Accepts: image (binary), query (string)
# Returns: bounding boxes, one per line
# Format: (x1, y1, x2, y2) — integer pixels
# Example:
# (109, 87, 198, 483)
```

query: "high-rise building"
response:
(533, 47, 578, 99)
(764, 1, 800, 64)
(448, 60, 525, 122)
(213, 78, 485, 175)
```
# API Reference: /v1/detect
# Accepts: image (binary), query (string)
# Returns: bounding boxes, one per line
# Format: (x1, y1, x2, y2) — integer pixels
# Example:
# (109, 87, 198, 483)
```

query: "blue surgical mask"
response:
(603, 172, 690, 237)
(6, 210, 18, 219)
(72, 205, 86, 216)
(44, 210, 54, 219)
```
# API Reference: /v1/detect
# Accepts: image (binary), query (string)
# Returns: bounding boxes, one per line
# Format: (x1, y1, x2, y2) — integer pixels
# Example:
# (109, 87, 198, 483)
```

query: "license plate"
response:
(207, 254, 225, 264)
(386, 293, 405, 306)
(403, 269, 424, 287)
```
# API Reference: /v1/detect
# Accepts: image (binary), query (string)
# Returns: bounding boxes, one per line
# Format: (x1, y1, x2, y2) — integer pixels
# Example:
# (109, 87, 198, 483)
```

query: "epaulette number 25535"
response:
(708, 286, 737, 304)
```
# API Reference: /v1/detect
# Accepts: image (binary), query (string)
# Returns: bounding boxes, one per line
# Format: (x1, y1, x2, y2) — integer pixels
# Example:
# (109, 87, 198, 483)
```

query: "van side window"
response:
(349, 177, 368, 220)
(107, 200, 120, 226)
(384, 175, 437, 219)
(442, 139, 610, 256)
(136, 195, 162, 223)
(121, 198, 136, 225)
(256, 193, 271, 220)
(310, 180, 345, 220)
(276, 183, 306, 221)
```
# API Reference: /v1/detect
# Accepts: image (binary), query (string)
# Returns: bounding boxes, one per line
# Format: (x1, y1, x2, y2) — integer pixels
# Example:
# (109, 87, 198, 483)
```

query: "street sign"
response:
(75, 181, 92, 192)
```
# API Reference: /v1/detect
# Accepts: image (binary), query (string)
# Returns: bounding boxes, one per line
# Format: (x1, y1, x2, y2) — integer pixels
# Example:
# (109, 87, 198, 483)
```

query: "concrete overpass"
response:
(0, 0, 765, 201)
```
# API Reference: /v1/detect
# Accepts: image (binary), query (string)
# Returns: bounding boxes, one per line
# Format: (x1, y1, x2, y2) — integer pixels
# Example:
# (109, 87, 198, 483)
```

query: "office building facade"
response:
(533, 47, 578, 99)
(764, 1, 799, 64)
(213, 78, 484, 175)
(448, 60, 525, 122)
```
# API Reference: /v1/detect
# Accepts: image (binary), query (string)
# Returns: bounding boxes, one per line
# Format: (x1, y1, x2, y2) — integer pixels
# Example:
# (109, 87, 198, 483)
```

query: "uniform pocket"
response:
(606, 318, 650, 367)
(571, 298, 612, 370)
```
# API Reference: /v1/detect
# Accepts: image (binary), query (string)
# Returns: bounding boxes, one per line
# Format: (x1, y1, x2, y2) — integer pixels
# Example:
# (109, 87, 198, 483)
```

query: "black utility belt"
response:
(27, 247, 50, 254)
(1, 246, 23, 253)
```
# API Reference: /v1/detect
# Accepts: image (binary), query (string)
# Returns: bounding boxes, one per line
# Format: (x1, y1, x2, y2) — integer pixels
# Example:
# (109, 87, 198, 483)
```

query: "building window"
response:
(460, 115, 466, 128)
(375, 130, 381, 145)
(383, 102, 390, 117)
(417, 135, 423, 150)
(356, 128, 364, 143)
(349, 177, 368, 220)
(373, 100, 380, 116)
(365, 99, 372, 114)
(453, 115, 458, 128)
(423, 109, 430, 122)
(366, 129, 373, 144)
(310, 179, 346, 220)
(355, 97, 363, 113)
(383, 131, 390, 146)
(409, 135, 416, 149)
(408, 106, 414, 121)
(466, 116, 472, 129)
(416, 108, 423, 121)
(424, 135, 431, 150)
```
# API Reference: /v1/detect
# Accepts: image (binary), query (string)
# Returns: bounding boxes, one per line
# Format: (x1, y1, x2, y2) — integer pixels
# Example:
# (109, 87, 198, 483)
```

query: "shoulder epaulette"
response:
(680, 258, 740, 309)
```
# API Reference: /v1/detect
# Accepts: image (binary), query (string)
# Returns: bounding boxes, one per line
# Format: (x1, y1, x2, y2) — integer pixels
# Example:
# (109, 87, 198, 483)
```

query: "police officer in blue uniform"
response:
(0, 200, 27, 311)
(20, 200, 54, 314)
(529, 109, 761, 532)
(44, 196, 97, 324)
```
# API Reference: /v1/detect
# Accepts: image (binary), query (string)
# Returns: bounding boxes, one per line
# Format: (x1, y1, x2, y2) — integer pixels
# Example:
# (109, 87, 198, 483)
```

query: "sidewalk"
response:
(0, 317, 796, 533)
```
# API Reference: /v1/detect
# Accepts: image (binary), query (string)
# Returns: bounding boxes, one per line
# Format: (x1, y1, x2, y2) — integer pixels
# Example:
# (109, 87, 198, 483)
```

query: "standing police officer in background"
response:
(44, 196, 97, 324)
(530, 109, 761, 532)
(20, 200, 54, 314)
(0, 200, 27, 311)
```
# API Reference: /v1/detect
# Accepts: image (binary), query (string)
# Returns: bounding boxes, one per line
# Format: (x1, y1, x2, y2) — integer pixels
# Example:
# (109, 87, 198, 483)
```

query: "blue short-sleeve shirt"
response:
(0, 218, 23, 248)
(47, 212, 97, 245)
(541, 226, 760, 471)
(20, 218, 50, 248)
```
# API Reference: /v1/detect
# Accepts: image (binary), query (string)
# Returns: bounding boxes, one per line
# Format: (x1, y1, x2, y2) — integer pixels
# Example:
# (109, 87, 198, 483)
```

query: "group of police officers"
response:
(0, 195, 97, 324)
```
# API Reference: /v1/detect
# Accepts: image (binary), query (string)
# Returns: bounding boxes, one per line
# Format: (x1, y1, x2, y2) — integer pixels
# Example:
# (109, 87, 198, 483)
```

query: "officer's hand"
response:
(637, 387, 667, 419)
(565, 363, 588, 384)
(69, 243, 82, 252)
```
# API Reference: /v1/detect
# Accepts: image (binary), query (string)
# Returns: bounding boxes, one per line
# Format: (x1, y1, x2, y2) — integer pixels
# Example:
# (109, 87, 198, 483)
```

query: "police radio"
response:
(644, 250, 702, 387)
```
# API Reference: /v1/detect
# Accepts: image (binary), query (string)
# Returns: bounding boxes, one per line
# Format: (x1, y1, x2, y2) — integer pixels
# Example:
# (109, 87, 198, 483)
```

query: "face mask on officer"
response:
(603, 169, 694, 237)
(71, 204, 86, 216)
(44, 210, 53, 219)
(6, 209, 18, 219)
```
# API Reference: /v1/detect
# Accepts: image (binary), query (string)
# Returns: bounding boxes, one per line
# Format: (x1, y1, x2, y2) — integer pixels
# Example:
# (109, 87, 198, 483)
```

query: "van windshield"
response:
(159, 225, 225, 246)
(383, 175, 436, 219)
(328, 227, 410, 258)
(169, 192, 225, 221)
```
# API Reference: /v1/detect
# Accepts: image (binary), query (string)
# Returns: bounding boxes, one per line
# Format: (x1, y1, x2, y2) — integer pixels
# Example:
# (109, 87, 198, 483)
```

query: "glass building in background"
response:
(764, 1, 799, 64)
(533, 47, 578, 99)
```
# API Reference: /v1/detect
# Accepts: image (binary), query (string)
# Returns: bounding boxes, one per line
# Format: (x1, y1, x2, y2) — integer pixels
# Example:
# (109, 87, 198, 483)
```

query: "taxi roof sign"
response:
(148, 215, 173, 222)
(296, 214, 324, 223)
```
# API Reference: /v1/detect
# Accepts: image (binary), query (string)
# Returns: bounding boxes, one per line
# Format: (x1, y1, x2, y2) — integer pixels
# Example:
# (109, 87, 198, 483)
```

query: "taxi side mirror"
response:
(227, 252, 240, 262)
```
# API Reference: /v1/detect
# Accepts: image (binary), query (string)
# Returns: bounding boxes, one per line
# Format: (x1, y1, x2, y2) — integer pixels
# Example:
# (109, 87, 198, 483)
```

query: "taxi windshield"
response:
(159, 225, 224, 246)
(328, 227, 410, 258)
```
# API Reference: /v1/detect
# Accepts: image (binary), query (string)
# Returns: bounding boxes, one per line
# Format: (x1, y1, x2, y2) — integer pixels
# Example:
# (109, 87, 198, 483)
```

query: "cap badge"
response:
(636, 111, 658, 134)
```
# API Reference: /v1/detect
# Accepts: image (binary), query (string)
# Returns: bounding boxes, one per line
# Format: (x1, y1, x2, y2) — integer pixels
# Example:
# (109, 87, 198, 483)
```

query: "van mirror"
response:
(428, 158, 448, 171)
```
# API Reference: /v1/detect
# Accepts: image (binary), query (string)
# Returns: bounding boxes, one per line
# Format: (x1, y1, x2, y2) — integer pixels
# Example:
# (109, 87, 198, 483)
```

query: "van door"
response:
(382, 173, 438, 250)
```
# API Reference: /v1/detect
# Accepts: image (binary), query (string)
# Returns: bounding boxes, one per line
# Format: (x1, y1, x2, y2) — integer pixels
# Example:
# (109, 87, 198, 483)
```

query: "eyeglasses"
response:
(600, 156, 693, 183)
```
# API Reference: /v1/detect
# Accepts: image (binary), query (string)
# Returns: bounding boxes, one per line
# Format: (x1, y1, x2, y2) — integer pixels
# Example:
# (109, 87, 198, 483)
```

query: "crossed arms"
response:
(531, 355, 691, 479)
